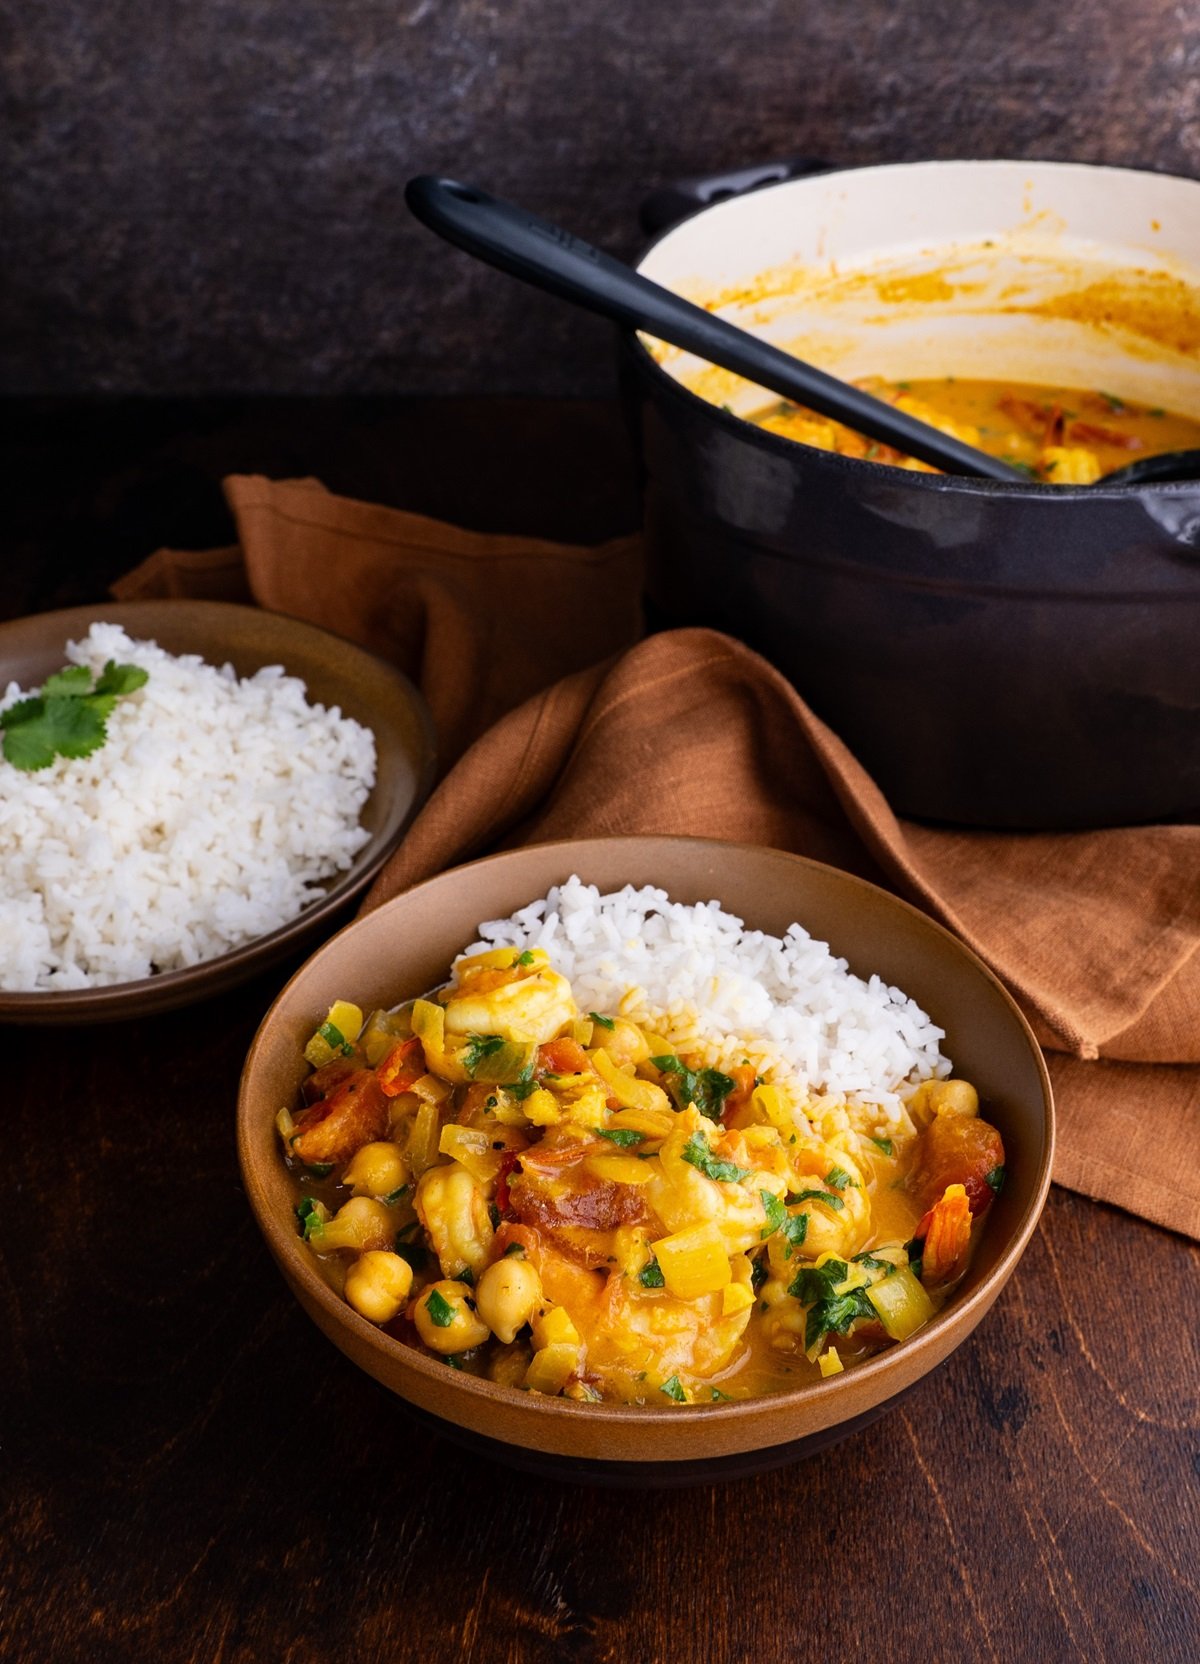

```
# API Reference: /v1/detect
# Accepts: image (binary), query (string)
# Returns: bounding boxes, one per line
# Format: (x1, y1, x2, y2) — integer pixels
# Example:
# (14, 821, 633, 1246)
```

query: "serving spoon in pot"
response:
(407, 178, 1200, 487)
(405, 175, 1026, 483)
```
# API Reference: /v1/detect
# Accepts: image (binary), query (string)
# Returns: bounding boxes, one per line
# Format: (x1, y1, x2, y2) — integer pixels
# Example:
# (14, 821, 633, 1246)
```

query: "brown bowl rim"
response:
(0, 599, 437, 1021)
(238, 834, 1055, 1435)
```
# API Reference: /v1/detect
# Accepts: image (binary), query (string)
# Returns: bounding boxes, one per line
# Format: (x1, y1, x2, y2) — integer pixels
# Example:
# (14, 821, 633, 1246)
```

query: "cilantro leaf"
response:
(590, 1012, 615, 1030)
(985, 1165, 1007, 1194)
(1, 659, 148, 773)
(597, 1128, 644, 1147)
(93, 659, 149, 698)
(639, 1257, 665, 1289)
(660, 1374, 687, 1402)
(869, 1136, 894, 1157)
(788, 1187, 845, 1212)
(514, 950, 536, 967)
(825, 1165, 854, 1190)
(295, 1196, 328, 1242)
(40, 665, 94, 698)
(425, 1288, 456, 1327)
(852, 1251, 897, 1274)
(650, 1055, 736, 1121)
(317, 1021, 352, 1057)
(779, 1211, 809, 1257)
(760, 1190, 786, 1239)
(681, 1132, 750, 1183)
(463, 1033, 505, 1073)
(804, 1287, 876, 1352)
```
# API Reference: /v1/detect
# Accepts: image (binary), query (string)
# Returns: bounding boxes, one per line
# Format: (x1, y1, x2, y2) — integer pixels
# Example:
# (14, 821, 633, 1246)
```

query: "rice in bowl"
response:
(0, 622, 377, 991)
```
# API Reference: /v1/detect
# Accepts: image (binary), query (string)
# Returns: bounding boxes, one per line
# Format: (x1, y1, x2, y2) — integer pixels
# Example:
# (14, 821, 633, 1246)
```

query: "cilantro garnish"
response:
(869, 1137, 894, 1157)
(1, 658, 149, 772)
(639, 1258, 666, 1289)
(425, 1288, 456, 1327)
(590, 1012, 615, 1030)
(779, 1212, 809, 1257)
(750, 1256, 768, 1291)
(660, 1374, 687, 1402)
(852, 1251, 897, 1274)
(503, 1242, 526, 1258)
(381, 1183, 410, 1206)
(710, 1388, 731, 1402)
(825, 1165, 854, 1190)
(597, 1128, 644, 1148)
(760, 1190, 786, 1239)
(318, 1021, 352, 1057)
(506, 1077, 538, 1101)
(443, 1353, 464, 1370)
(463, 1033, 505, 1074)
(302, 1162, 334, 1180)
(295, 1196, 327, 1242)
(394, 1224, 431, 1272)
(514, 950, 536, 967)
(681, 1132, 750, 1183)
(788, 1187, 845, 1212)
(985, 1165, 1007, 1194)
(787, 1259, 875, 1350)
(650, 1055, 736, 1121)
(905, 1236, 924, 1281)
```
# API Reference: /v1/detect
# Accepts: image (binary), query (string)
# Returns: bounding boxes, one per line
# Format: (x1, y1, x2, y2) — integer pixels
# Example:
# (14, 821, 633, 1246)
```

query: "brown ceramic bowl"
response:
(0, 601, 435, 1024)
(238, 836, 1053, 1486)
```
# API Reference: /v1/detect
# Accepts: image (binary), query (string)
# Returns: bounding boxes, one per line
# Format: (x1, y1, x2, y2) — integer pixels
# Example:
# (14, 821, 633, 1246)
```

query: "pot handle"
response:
(638, 156, 833, 236)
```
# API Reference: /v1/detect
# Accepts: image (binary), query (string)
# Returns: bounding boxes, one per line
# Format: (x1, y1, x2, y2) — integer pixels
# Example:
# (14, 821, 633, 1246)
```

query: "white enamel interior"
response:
(635, 161, 1200, 419)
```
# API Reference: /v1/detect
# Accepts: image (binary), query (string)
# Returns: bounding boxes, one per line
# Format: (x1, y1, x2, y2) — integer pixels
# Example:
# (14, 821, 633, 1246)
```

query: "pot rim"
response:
(626, 155, 1200, 503)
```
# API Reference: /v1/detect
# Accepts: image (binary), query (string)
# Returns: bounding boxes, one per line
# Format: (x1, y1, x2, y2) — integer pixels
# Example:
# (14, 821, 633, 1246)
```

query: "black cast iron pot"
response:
(620, 159, 1200, 830)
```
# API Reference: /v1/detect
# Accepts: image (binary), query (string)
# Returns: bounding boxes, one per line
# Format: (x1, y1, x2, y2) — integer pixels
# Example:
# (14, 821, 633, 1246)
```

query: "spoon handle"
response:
(405, 175, 1025, 483)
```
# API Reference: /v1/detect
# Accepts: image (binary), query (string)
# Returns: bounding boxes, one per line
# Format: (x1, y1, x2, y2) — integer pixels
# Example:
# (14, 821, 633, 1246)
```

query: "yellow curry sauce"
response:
(754, 379, 1200, 482)
(279, 947, 1006, 1405)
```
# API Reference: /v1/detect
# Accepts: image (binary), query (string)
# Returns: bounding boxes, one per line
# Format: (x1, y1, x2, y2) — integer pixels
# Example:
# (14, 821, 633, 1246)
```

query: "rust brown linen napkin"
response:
(116, 476, 1200, 1240)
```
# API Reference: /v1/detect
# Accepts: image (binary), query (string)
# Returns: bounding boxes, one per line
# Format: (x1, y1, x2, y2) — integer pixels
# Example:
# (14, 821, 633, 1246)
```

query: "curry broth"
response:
(753, 379, 1200, 482)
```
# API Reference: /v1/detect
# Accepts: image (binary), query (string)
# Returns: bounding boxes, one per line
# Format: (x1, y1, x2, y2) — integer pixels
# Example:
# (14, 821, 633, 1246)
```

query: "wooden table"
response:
(3, 399, 1197, 1664)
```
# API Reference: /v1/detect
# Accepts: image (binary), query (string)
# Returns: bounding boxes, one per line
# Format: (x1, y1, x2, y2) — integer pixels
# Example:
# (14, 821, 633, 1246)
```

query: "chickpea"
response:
(312, 1196, 395, 1254)
(930, 1079, 979, 1119)
(475, 1255, 544, 1344)
(343, 1250, 413, 1324)
(413, 1279, 490, 1354)
(343, 1140, 408, 1199)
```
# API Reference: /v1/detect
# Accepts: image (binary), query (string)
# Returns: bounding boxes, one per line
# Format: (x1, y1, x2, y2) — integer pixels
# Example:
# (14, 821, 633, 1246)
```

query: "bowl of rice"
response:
(0, 601, 435, 1023)
(238, 836, 1053, 1484)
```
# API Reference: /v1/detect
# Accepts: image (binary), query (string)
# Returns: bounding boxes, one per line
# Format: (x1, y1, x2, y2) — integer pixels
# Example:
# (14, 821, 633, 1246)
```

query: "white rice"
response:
(0, 622, 376, 990)
(467, 876, 950, 1135)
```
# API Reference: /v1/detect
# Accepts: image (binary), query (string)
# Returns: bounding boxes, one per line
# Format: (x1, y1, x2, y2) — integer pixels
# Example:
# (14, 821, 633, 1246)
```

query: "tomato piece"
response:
(291, 1070, 389, 1166)
(376, 1036, 425, 1097)
(910, 1115, 1004, 1217)
(537, 1038, 592, 1076)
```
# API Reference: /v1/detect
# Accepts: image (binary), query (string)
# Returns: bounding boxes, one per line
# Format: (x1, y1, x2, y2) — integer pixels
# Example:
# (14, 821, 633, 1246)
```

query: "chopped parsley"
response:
(681, 1132, 750, 1183)
(985, 1165, 1007, 1194)
(852, 1251, 897, 1275)
(869, 1136, 894, 1157)
(514, 950, 536, 967)
(825, 1165, 854, 1191)
(660, 1374, 687, 1402)
(424, 1288, 456, 1327)
(788, 1187, 844, 1212)
(639, 1257, 666, 1289)
(381, 1183, 410, 1205)
(596, 1128, 644, 1148)
(1, 658, 149, 772)
(487, 1203, 501, 1231)
(710, 1387, 731, 1402)
(905, 1235, 924, 1282)
(457, 1266, 475, 1288)
(589, 1012, 615, 1030)
(463, 1033, 505, 1073)
(302, 1162, 334, 1179)
(650, 1055, 736, 1121)
(443, 1353, 464, 1370)
(750, 1256, 769, 1292)
(760, 1190, 787, 1239)
(503, 1241, 526, 1258)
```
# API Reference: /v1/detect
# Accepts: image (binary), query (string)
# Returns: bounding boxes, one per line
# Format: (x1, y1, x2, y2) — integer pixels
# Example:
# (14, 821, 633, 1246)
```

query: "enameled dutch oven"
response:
(620, 159, 1200, 830)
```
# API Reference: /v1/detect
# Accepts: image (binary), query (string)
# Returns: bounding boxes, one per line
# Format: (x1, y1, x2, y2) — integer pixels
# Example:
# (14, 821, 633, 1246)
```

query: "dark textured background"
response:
(6, 0, 1200, 395)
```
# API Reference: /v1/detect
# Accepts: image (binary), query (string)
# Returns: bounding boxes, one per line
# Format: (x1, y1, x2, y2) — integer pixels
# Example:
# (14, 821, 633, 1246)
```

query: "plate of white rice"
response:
(0, 602, 435, 1022)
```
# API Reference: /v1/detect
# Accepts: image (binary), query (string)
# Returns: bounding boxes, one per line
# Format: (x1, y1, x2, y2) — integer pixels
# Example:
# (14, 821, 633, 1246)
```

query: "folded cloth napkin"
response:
(116, 474, 1200, 1240)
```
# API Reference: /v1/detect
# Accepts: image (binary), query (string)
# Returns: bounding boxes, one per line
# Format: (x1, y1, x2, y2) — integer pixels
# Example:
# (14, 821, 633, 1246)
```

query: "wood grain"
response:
(2, 398, 1197, 1664)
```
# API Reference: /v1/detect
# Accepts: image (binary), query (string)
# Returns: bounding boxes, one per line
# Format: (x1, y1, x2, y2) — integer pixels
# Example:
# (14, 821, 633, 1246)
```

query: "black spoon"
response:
(405, 176, 1027, 483)
(1099, 448, 1200, 486)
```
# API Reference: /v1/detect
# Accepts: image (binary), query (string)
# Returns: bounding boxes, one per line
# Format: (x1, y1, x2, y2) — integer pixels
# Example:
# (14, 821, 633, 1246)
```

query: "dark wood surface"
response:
(7, 0, 1200, 397)
(2, 399, 1198, 1664)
